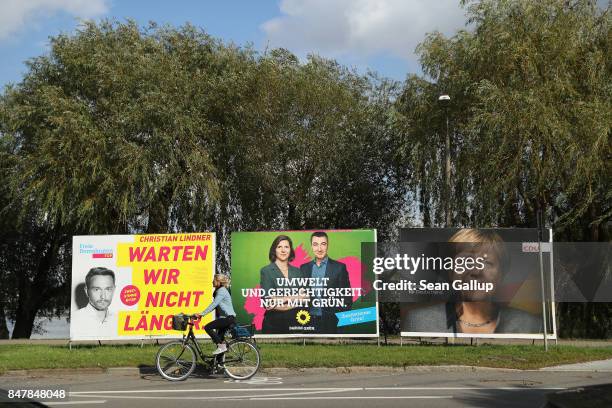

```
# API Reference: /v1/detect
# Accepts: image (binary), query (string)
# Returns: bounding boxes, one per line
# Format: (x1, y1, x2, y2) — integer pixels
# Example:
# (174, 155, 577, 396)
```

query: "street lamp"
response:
(438, 94, 451, 227)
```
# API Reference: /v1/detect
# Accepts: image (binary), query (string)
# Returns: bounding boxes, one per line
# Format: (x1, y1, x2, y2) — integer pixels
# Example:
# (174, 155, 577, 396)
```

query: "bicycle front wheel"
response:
(156, 341, 196, 381)
(223, 340, 260, 380)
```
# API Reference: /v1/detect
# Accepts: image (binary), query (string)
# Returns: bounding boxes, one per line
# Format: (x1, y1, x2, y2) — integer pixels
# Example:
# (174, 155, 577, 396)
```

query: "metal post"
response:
(537, 210, 549, 351)
(548, 228, 559, 346)
(438, 94, 452, 227)
(445, 109, 451, 227)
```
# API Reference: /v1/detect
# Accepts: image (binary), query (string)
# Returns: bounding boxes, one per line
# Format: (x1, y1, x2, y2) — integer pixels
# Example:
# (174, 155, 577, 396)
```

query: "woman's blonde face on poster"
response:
(453, 245, 502, 301)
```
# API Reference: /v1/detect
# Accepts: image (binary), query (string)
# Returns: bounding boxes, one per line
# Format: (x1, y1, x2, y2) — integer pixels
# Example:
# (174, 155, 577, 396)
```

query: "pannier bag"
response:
(231, 324, 255, 338)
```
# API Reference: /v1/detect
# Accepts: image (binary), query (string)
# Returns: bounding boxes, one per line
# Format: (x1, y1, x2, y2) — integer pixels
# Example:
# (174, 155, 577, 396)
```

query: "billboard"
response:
(70, 233, 215, 340)
(231, 230, 378, 337)
(395, 228, 555, 339)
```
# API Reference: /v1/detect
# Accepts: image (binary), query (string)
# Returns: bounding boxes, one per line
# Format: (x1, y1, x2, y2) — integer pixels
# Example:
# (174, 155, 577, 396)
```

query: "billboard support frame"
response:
(537, 211, 549, 351)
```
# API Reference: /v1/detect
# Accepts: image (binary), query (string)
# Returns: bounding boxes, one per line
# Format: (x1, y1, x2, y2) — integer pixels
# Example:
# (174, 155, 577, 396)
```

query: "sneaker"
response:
(212, 344, 227, 355)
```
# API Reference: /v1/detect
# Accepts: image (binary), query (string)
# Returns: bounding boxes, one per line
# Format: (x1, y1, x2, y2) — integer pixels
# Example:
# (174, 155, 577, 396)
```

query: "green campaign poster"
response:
(231, 230, 378, 337)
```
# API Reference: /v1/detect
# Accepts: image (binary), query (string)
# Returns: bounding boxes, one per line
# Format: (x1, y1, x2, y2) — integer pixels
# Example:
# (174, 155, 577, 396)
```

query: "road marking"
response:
(251, 396, 453, 400)
(71, 388, 359, 395)
(224, 377, 283, 385)
(71, 395, 260, 400)
(66, 384, 566, 402)
(45, 401, 106, 406)
(541, 369, 612, 372)
(222, 388, 356, 399)
(364, 387, 567, 390)
(71, 389, 357, 400)
(71, 386, 566, 395)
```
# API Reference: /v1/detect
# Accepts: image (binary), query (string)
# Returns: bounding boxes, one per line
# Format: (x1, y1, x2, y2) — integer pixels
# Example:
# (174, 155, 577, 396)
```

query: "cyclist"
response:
(199, 274, 236, 355)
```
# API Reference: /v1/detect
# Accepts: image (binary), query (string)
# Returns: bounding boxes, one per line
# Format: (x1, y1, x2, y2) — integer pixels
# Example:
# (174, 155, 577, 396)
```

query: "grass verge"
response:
(1, 343, 612, 374)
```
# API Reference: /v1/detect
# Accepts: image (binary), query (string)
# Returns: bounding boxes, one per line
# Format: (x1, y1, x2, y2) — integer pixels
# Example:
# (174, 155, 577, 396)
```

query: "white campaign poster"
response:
(70, 233, 215, 341)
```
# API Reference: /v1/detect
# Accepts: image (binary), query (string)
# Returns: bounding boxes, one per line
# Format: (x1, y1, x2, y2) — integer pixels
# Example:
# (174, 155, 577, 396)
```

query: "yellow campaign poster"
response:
(70, 233, 215, 340)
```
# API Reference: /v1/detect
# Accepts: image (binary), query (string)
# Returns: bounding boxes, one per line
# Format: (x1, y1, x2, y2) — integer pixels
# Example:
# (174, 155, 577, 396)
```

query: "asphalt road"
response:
(1, 367, 610, 408)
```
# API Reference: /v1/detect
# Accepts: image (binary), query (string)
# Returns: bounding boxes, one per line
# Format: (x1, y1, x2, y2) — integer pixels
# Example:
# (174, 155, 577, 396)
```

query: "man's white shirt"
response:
(71, 303, 118, 338)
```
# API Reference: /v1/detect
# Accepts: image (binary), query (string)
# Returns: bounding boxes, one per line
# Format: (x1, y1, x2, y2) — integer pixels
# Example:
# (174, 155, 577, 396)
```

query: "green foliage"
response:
(397, 0, 611, 235)
(1, 2, 609, 339)
(0, 20, 409, 337)
(1, 21, 226, 234)
(1, 18, 407, 239)
(395, 0, 611, 339)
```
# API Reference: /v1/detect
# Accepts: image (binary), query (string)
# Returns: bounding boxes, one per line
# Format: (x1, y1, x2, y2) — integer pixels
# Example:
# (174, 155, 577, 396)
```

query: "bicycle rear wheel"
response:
(222, 340, 260, 380)
(156, 341, 196, 381)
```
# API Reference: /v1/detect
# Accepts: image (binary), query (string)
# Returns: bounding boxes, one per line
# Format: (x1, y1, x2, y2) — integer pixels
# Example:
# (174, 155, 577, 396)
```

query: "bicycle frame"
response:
(179, 323, 224, 370)
(179, 318, 257, 368)
(157, 315, 260, 381)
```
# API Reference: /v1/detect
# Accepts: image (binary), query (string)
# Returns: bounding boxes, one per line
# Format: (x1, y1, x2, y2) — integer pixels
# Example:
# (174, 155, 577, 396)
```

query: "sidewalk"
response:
(541, 358, 612, 371)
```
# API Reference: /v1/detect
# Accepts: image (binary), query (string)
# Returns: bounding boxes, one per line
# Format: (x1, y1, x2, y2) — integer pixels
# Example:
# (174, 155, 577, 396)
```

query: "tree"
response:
(396, 0, 611, 338)
(0, 20, 410, 337)
(397, 0, 610, 235)
(0, 21, 231, 337)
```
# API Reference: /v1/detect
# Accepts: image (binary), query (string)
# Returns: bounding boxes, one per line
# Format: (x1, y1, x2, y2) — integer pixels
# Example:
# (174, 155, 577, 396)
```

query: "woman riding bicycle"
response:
(199, 274, 236, 355)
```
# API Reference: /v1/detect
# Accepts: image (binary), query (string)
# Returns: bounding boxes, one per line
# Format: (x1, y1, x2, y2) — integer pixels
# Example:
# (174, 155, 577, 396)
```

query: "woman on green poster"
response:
(260, 235, 306, 334)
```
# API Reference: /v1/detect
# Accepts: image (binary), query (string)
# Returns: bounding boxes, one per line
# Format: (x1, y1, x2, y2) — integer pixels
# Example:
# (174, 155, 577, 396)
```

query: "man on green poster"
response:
(300, 231, 353, 333)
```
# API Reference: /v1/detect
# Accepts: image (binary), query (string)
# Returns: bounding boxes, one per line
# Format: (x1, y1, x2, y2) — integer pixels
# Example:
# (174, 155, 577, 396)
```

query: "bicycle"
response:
(155, 314, 260, 381)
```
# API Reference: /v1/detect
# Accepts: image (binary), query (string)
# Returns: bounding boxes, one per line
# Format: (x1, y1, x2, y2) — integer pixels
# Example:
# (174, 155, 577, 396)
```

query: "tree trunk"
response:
(379, 307, 388, 346)
(590, 204, 599, 241)
(0, 305, 9, 339)
(287, 201, 300, 230)
(10, 228, 62, 339)
(420, 162, 431, 227)
(147, 185, 173, 233)
(11, 304, 37, 339)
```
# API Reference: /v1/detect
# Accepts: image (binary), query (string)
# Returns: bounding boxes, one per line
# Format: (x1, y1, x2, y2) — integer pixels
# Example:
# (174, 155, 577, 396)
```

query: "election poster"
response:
(231, 230, 378, 337)
(70, 233, 215, 340)
(392, 228, 556, 339)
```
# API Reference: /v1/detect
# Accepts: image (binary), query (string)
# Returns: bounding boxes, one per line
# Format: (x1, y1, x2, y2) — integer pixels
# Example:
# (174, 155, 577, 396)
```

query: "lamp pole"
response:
(439, 94, 451, 227)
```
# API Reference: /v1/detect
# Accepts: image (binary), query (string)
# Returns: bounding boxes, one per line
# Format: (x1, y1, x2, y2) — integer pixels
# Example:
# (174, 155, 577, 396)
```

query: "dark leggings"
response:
(204, 316, 235, 344)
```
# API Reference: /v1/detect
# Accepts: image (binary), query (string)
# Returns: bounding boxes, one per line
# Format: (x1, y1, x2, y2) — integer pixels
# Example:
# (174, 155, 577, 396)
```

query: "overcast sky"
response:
(0, 0, 469, 87)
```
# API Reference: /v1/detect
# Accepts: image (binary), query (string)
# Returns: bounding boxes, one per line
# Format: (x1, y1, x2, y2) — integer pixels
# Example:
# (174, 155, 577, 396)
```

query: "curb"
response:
(0, 365, 543, 377)
(4, 364, 612, 377)
(263, 365, 527, 374)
